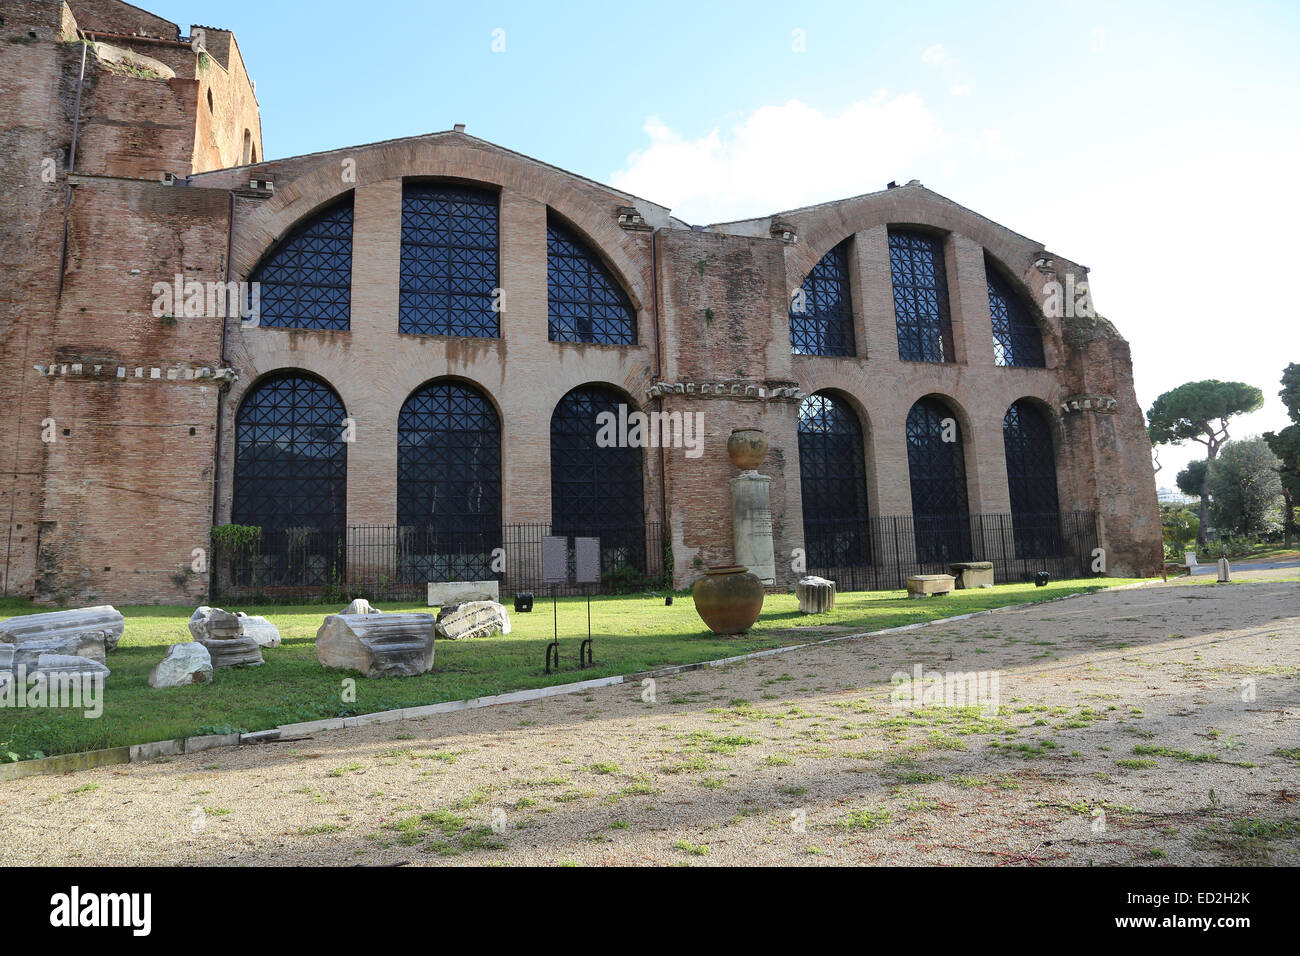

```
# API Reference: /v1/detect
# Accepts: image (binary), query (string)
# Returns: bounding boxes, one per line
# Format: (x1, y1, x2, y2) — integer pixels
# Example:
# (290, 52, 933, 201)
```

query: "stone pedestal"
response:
(907, 574, 955, 599)
(949, 561, 994, 589)
(796, 576, 836, 614)
(729, 472, 775, 585)
(316, 613, 436, 678)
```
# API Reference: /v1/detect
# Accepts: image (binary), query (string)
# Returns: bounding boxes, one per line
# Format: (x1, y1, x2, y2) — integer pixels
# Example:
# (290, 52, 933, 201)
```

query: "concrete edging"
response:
(1, 580, 1162, 782)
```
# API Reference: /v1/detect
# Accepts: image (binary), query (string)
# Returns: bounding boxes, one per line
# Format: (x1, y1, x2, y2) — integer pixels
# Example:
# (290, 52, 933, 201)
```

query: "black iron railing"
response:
(210, 511, 1096, 603)
(805, 510, 1098, 592)
(211, 522, 667, 603)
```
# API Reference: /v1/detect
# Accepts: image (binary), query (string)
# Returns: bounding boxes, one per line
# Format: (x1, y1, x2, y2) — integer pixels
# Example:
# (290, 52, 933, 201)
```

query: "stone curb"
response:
(1, 580, 1163, 782)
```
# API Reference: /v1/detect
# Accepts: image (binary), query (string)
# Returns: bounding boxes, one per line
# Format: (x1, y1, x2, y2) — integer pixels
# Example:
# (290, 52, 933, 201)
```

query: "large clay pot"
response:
(727, 428, 768, 471)
(692, 566, 765, 634)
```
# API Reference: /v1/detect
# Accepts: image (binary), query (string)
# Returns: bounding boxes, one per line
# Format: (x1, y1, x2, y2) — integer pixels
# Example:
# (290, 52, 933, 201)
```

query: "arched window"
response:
(889, 229, 954, 363)
(242, 129, 252, 166)
(399, 183, 499, 337)
(397, 381, 502, 582)
(989, 268, 1045, 367)
(906, 396, 971, 562)
(547, 215, 636, 344)
(249, 195, 353, 330)
(551, 386, 646, 576)
(790, 240, 855, 356)
(231, 373, 348, 588)
(1002, 400, 1061, 557)
(798, 392, 869, 568)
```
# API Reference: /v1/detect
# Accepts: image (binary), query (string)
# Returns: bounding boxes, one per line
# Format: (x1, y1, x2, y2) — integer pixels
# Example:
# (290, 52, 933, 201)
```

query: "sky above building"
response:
(151, 0, 1299, 478)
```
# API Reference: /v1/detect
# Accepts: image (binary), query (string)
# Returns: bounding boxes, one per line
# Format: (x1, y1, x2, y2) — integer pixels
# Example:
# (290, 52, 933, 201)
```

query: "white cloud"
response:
(922, 44, 949, 65)
(610, 95, 945, 223)
(951, 82, 972, 97)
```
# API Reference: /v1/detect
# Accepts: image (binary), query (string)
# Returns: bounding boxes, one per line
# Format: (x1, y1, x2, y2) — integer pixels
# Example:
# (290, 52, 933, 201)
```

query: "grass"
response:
(1197, 544, 1300, 564)
(0, 577, 1135, 759)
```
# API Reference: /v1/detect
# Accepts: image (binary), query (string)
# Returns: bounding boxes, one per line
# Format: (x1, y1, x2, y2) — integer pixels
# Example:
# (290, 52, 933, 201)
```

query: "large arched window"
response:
(547, 215, 636, 344)
(249, 195, 353, 330)
(889, 229, 954, 363)
(550, 386, 646, 575)
(989, 267, 1046, 367)
(798, 392, 869, 568)
(399, 183, 499, 337)
(1002, 400, 1062, 557)
(790, 240, 855, 356)
(397, 380, 501, 581)
(906, 396, 971, 563)
(231, 373, 348, 588)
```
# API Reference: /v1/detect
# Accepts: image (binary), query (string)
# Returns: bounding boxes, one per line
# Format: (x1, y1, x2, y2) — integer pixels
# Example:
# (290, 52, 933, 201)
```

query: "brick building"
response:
(0, 1, 1162, 605)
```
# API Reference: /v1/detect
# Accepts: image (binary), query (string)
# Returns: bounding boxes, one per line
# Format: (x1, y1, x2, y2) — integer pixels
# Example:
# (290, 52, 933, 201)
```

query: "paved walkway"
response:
(1, 570, 1297, 866)
(1189, 559, 1300, 575)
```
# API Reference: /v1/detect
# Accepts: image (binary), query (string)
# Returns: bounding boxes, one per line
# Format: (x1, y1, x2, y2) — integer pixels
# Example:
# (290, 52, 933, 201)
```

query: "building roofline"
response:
(188, 128, 675, 218)
(190, 130, 1054, 249)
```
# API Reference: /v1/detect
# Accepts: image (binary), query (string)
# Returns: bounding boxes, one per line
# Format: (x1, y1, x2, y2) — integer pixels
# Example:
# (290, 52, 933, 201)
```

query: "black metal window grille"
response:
(989, 269, 1046, 367)
(232, 374, 349, 533)
(1002, 400, 1062, 558)
(551, 387, 645, 568)
(229, 374, 348, 590)
(889, 229, 954, 362)
(399, 183, 499, 337)
(798, 392, 870, 566)
(906, 396, 971, 562)
(250, 196, 353, 330)
(397, 381, 502, 582)
(547, 216, 636, 344)
(790, 240, 855, 356)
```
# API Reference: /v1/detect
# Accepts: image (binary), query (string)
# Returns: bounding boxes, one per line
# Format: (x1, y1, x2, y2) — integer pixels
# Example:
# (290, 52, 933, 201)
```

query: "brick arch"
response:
(904, 389, 975, 446)
(784, 187, 1047, 286)
(229, 136, 651, 316)
(401, 373, 506, 427)
(984, 253, 1062, 368)
(227, 362, 348, 422)
(545, 207, 644, 326)
(1004, 394, 1065, 455)
(794, 379, 875, 438)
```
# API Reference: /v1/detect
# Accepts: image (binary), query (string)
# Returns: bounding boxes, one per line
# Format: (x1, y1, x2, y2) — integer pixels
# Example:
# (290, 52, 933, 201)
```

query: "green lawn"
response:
(0, 577, 1139, 760)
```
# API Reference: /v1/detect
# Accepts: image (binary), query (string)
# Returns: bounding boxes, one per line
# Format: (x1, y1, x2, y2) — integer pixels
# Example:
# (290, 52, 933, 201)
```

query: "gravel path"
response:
(3, 571, 1297, 867)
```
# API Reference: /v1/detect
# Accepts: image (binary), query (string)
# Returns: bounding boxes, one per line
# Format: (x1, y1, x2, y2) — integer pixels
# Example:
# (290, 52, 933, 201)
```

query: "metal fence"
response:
(211, 521, 668, 603)
(805, 510, 1099, 592)
(210, 511, 1096, 603)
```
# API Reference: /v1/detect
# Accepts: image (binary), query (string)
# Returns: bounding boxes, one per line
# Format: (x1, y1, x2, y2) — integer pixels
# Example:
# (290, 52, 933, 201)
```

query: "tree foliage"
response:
(1146, 380, 1264, 447)
(1208, 437, 1283, 537)
(1147, 380, 1265, 546)
(1263, 363, 1300, 545)
(1278, 362, 1300, 423)
(1159, 503, 1199, 556)
(1175, 460, 1207, 498)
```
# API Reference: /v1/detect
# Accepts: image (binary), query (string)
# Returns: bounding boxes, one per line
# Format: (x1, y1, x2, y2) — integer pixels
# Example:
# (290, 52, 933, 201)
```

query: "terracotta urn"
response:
(692, 565, 765, 634)
(727, 428, 768, 471)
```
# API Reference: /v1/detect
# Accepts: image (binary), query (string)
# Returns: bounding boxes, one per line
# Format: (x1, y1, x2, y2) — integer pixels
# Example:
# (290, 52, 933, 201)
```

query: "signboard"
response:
(574, 537, 601, 585)
(541, 536, 568, 584)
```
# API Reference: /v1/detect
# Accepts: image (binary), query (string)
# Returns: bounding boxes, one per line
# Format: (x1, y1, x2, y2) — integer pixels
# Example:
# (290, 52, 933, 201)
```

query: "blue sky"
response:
(153, 0, 1299, 478)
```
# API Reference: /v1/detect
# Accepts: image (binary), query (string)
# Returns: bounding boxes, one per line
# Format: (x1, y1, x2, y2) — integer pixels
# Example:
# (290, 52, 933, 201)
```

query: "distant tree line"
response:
(1148, 365, 1299, 553)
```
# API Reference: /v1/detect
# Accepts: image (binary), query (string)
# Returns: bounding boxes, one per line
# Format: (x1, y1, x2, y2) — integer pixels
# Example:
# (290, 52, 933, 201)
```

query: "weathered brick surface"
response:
(0, 3, 1162, 603)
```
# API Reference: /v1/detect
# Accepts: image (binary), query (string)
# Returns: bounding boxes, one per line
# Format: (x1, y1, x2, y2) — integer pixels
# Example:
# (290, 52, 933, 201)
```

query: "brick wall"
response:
(0, 4, 1162, 603)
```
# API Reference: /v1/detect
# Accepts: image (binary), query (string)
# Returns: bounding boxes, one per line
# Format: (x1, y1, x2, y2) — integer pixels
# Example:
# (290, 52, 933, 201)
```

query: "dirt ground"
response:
(3, 571, 1297, 867)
